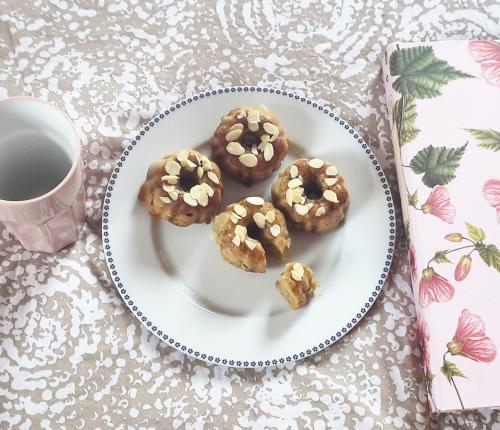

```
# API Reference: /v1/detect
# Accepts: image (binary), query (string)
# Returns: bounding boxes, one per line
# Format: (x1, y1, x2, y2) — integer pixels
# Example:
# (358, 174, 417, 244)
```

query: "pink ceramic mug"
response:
(0, 97, 85, 253)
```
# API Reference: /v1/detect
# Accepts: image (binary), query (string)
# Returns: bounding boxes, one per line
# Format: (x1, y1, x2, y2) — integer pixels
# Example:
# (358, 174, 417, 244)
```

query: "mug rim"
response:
(0, 96, 82, 206)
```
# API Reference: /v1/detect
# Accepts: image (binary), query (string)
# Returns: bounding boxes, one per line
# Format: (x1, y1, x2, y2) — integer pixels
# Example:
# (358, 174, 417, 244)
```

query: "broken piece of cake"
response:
(276, 262, 319, 309)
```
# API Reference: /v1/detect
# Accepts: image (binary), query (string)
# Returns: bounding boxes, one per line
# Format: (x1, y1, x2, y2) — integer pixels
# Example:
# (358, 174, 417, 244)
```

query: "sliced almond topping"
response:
(300, 195, 306, 205)
(239, 153, 258, 167)
(247, 111, 260, 122)
(159, 196, 172, 204)
(232, 235, 241, 246)
(285, 189, 294, 206)
(292, 262, 304, 275)
(291, 263, 304, 281)
(197, 166, 204, 178)
(269, 133, 278, 142)
(325, 177, 337, 186)
(167, 190, 179, 201)
(245, 238, 258, 250)
(309, 158, 324, 169)
(260, 134, 270, 143)
(315, 206, 326, 217)
(162, 175, 179, 185)
(202, 156, 213, 170)
(233, 204, 247, 217)
(237, 110, 247, 119)
(200, 182, 214, 197)
(162, 183, 175, 192)
(291, 270, 303, 281)
(290, 165, 299, 178)
(253, 212, 266, 229)
(234, 225, 247, 241)
(323, 189, 339, 203)
(226, 141, 246, 156)
(184, 159, 197, 170)
(265, 211, 275, 223)
(288, 178, 302, 189)
(294, 204, 310, 216)
(248, 121, 259, 132)
(292, 188, 304, 204)
(326, 165, 338, 176)
(194, 153, 202, 166)
(251, 144, 258, 155)
(263, 143, 274, 161)
(270, 224, 281, 237)
(176, 150, 189, 163)
(230, 123, 244, 131)
(226, 128, 243, 142)
(246, 196, 265, 205)
(183, 193, 198, 207)
(257, 141, 267, 152)
(165, 160, 181, 175)
(190, 185, 208, 207)
(230, 213, 241, 224)
(207, 171, 220, 184)
(263, 122, 278, 136)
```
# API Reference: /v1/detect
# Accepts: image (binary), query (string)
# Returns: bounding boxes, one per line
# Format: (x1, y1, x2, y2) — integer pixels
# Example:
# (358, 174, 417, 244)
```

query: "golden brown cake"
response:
(211, 105, 289, 186)
(276, 262, 319, 309)
(138, 149, 223, 226)
(271, 158, 349, 233)
(212, 197, 291, 272)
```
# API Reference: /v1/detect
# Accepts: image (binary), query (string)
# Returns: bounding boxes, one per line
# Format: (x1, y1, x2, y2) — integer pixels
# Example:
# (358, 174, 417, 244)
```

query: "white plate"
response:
(103, 86, 395, 367)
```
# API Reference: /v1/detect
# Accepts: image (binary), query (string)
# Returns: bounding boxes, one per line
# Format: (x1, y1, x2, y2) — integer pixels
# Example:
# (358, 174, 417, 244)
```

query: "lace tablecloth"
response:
(1, 1, 499, 428)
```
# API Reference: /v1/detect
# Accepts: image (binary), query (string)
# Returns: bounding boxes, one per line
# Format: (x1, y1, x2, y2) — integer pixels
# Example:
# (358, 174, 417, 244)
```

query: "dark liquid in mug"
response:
(0, 133, 73, 201)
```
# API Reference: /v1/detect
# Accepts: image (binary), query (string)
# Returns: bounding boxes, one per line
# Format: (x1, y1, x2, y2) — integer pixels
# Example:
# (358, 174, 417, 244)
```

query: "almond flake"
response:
(315, 207, 326, 217)
(263, 122, 278, 136)
(230, 213, 241, 224)
(309, 158, 324, 169)
(294, 204, 310, 216)
(263, 143, 274, 161)
(292, 262, 304, 275)
(326, 165, 338, 176)
(159, 196, 172, 204)
(265, 211, 275, 223)
(191, 186, 208, 207)
(207, 171, 220, 184)
(232, 235, 241, 246)
(245, 238, 258, 250)
(253, 212, 266, 229)
(194, 153, 202, 166)
(270, 224, 281, 237)
(246, 196, 265, 205)
(251, 144, 258, 155)
(235, 225, 247, 241)
(226, 128, 243, 142)
(185, 159, 197, 170)
(285, 189, 294, 206)
(291, 270, 303, 281)
(290, 165, 299, 178)
(202, 156, 212, 169)
(233, 204, 247, 217)
(197, 166, 204, 178)
(162, 183, 175, 192)
(248, 121, 259, 132)
(230, 123, 244, 131)
(183, 193, 198, 207)
(247, 111, 260, 122)
(165, 160, 181, 175)
(325, 177, 337, 186)
(288, 178, 302, 189)
(323, 189, 339, 203)
(176, 150, 189, 163)
(261, 134, 270, 143)
(162, 175, 179, 185)
(200, 183, 214, 197)
(257, 141, 267, 151)
(237, 111, 247, 119)
(167, 190, 179, 201)
(239, 153, 258, 167)
(292, 189, 304, 204)
(269, 133, 278, 142)
(226, 141, 245, 156)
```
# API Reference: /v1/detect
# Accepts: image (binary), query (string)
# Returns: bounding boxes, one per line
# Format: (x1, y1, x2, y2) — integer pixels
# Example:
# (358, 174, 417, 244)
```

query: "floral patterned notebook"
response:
(381, 40, 500, 412)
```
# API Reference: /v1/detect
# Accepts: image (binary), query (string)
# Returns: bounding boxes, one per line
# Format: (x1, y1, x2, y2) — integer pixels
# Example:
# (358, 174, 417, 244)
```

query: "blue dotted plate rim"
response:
(102, 85, 396, 368)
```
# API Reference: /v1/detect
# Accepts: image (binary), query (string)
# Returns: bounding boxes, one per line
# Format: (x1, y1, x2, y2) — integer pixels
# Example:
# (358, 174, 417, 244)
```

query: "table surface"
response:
(1, 1, 499, 429)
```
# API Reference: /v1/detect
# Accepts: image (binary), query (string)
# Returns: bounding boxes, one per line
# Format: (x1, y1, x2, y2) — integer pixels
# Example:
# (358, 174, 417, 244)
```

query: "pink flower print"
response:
(417, 315, 431, 372)
(419, 267, 455, 307)
(421, 186, 455, 224)
(447, 309, 497, 363)
(454, 255, 472, 282)
(483, 179, 500, 223)
(408, 241, 417, 283)
(468, 41, 500, 88)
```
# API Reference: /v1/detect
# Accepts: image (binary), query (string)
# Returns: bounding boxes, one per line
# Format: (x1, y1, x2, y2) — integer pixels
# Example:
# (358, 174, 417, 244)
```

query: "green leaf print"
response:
(466, 129, 500, 152)
(392, 97, 420, 145)
(434, 251, 452, 264)
(390, 46, 472, 98)
(477, 244, 500, 273)
(410, 143, 468, 188)
(465, 222, 486, 242)
(441, 360, 466, 383)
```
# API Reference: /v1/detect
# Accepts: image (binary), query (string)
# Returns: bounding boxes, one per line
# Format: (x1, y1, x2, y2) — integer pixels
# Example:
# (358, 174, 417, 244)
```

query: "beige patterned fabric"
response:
(1, 1, 499, 428)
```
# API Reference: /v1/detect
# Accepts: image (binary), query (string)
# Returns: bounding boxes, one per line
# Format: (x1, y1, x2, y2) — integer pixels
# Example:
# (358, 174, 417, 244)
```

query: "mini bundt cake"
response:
(138, 149, 223, 226)
(276, 262, 319, 309)
(271, 158, 349, 233)
(211, 105, 289, 186)
(212, 196, 291, 272)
